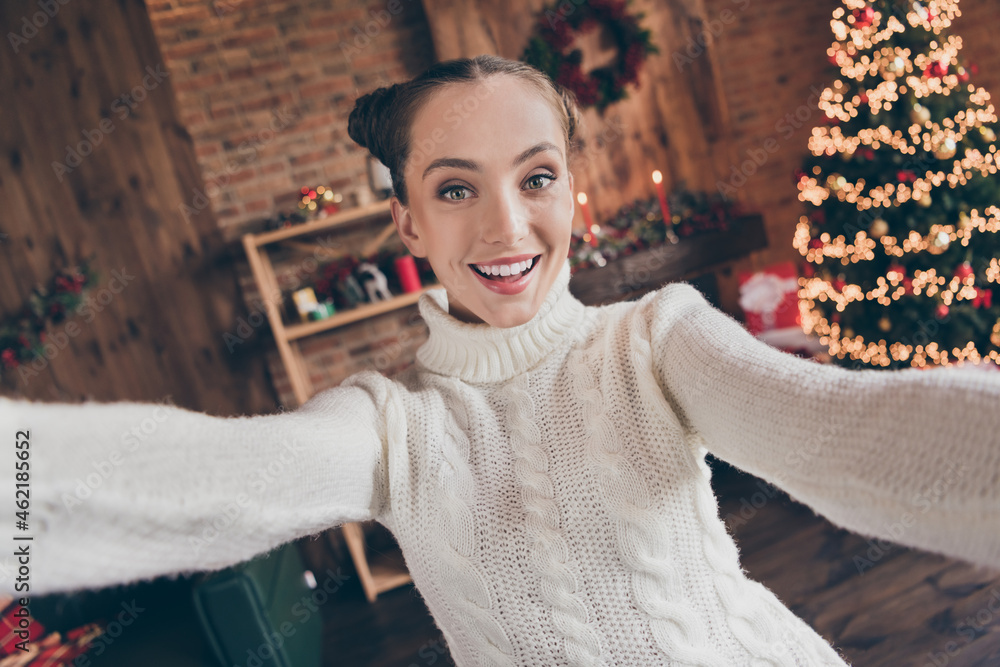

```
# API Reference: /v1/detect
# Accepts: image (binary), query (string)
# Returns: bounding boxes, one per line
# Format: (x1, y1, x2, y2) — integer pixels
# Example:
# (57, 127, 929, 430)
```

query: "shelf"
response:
(284, 283, 441, 341)
(367, 546, 412, 595)
(248, 199, 392, 247)
(240, 197, 417, 603)
(568, 214, 768, 306)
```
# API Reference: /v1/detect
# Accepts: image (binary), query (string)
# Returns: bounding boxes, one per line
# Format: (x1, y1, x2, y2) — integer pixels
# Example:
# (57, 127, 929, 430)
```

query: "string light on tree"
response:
(795, 0, 1000, 370)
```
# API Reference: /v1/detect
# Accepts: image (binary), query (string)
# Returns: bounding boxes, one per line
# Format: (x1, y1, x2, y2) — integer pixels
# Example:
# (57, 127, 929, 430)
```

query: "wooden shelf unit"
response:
(241, 199, 425, 603)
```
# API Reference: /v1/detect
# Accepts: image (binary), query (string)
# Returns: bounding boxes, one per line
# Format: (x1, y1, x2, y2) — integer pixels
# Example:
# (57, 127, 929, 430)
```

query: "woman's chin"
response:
(477, 301, 540, 328)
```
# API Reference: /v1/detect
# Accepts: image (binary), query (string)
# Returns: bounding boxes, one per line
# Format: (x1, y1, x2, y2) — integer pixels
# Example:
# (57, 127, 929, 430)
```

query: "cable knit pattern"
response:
(502, 372, 603, 665)
(434, 385, 516, 666)
(630, 310, 842, 666)
(569, 338, 724, 667)
(4, 257, 999, 667)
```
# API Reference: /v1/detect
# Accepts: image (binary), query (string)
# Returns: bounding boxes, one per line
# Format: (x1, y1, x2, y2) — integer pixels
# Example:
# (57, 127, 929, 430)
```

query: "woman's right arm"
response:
(0, 370, 390, 596)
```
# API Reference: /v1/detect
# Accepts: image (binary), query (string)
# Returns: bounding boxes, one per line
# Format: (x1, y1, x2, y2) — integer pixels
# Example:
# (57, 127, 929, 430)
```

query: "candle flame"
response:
(652, 170, 663, 184)
(577, 192, 588, 205)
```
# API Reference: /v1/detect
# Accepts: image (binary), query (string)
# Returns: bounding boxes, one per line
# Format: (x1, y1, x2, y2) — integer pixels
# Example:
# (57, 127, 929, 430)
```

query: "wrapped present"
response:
(0, 597, 102, 667)
(738, 260, 801, 336)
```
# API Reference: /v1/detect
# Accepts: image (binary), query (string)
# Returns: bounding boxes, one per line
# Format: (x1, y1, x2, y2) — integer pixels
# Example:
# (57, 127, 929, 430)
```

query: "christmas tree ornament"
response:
(878, 316, 892, 332)
(933, 138, 957, 159)
(958, 211, 974, 230)
(852, 5, 875, 27)
(937, 304, 950, 318)
(924, 59, 949, 79)
(954, 261, 975, 281)
(869, 217, 890, 239)
(928, 230, 951, 254)
(911, 103, 931, 125)
(981, 127, 997, 142)
(918, 192, 933, 207)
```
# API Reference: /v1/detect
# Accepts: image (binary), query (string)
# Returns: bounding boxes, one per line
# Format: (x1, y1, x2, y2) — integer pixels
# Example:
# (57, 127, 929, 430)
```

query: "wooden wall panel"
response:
(0, 0, 275, 415)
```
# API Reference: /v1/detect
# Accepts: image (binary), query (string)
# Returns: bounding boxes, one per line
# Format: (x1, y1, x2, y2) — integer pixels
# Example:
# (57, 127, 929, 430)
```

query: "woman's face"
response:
(390, 75, 575, 328)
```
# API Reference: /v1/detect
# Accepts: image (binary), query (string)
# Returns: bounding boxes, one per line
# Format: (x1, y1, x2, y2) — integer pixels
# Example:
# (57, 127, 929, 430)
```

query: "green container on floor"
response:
(192, 542, 322, 667)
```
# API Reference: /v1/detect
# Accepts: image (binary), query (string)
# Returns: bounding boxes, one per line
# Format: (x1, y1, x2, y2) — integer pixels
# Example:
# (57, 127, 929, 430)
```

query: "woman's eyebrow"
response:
(421, 141, 563, 181)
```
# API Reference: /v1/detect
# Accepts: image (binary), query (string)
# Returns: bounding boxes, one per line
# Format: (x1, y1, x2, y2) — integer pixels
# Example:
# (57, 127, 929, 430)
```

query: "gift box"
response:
(738, 260, 802, 336)
(0, 597, 102, 667)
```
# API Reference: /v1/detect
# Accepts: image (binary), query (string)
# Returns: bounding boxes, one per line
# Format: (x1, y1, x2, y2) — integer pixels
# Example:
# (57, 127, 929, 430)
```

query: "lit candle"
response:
(652, 170, 678, 243)
(577, 192, 599, 247)
(652, 170, 671, 224)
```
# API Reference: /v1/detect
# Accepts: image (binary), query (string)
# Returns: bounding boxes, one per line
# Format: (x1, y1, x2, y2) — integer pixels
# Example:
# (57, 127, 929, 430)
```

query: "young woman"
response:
(3, 55, 999, 666)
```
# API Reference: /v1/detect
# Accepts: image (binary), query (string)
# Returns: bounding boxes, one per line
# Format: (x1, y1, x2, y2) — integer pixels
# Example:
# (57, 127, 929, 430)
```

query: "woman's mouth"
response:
(469, 255, 540, 283)
(468, 255, 542, 295)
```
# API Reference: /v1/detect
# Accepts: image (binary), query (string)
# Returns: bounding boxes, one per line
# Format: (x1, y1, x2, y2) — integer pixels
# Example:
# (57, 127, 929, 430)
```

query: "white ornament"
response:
(357, 262, 393, 302)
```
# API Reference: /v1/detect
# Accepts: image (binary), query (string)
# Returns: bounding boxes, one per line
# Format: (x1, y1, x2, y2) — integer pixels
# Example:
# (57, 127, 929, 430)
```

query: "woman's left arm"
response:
(647, 283, 1000, 570)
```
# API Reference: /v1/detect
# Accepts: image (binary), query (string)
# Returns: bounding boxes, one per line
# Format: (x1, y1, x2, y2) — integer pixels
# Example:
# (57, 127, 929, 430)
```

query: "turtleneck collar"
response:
(415, 257, 587, 383)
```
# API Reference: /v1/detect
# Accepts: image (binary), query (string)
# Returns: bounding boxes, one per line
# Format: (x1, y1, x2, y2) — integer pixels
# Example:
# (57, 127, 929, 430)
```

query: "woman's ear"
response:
(391, 197, 427, 258)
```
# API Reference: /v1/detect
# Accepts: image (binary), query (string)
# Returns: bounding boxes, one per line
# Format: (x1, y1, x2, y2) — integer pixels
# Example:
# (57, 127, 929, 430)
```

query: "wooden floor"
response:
(34, 457, 1000, 666)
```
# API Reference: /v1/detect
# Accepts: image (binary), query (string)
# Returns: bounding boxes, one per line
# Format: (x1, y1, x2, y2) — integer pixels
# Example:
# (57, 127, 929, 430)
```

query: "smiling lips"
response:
(468, 254, 542, 294)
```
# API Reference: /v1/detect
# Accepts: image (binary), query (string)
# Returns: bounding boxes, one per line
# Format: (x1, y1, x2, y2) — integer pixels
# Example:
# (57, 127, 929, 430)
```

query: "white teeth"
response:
(474, 258, 534, 277)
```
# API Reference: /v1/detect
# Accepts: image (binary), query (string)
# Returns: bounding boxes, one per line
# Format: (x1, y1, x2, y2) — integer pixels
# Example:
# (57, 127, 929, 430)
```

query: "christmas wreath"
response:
(521, 0, 658, 111)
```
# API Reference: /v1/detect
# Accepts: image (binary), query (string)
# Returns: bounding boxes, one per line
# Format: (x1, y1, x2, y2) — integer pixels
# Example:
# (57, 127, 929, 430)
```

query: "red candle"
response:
(577, 192, 599, 247)
(652, 170, 671, 225)
(394, 254, 423, 293)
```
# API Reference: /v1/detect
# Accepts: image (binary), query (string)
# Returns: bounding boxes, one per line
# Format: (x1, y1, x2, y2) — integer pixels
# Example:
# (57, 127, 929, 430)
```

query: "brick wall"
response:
(146, 0, 1000, 407)
(146, 0, 435, 406)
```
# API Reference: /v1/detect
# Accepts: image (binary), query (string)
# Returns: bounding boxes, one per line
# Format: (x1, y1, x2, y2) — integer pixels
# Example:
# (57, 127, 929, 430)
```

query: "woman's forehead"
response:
(408, 76, 564, 168)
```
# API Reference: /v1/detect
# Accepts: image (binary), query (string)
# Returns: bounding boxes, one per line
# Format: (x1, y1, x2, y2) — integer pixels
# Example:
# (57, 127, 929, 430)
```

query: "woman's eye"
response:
(525, 173, 556, 190)
(440, 185, 471, 201)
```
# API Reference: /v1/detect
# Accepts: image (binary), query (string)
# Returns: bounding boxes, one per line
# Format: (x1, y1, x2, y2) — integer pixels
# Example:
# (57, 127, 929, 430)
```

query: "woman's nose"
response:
(481, 189, 529, 247)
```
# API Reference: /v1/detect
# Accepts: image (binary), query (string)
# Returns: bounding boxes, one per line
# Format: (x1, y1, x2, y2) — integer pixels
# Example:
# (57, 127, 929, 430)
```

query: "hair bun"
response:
(348, 84, 400, 163)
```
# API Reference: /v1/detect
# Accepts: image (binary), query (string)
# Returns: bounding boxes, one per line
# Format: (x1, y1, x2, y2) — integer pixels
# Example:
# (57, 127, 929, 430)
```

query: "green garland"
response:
(521, 0, 658, 111)
(568, 190, 742, 272)
(1, 259, 98, 379)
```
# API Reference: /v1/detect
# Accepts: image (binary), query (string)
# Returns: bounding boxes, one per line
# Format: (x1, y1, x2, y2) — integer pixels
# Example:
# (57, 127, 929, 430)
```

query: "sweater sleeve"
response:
(0, 370, 390, 596)
(648, 283, 1000, 570)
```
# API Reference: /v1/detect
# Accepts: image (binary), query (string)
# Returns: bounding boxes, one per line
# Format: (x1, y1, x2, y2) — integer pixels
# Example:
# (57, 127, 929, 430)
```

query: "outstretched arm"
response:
(648, 283, 1000, 570)
(0, 372, 389, 596)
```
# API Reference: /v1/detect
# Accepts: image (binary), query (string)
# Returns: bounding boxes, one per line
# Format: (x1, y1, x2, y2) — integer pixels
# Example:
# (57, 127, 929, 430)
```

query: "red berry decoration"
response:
(924, 59, 948, 79)
(954, 261, 975, 281)
(852, 6, 875, 27)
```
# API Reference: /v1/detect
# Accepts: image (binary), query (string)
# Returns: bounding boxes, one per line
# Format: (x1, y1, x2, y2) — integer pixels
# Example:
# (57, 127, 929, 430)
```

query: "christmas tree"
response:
(794, 0, 1000, 369)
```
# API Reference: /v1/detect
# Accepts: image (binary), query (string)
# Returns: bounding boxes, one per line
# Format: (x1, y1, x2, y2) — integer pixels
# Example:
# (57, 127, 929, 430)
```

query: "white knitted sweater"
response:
(3, 257, 1000, 666)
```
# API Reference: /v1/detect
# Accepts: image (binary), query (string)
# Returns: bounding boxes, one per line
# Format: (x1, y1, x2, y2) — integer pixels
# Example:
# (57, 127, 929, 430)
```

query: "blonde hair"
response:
(347, 54, 582, 206)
